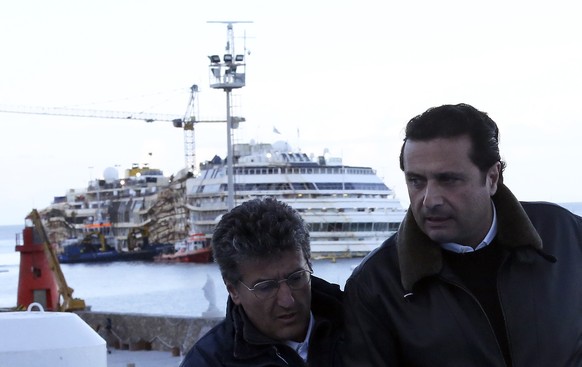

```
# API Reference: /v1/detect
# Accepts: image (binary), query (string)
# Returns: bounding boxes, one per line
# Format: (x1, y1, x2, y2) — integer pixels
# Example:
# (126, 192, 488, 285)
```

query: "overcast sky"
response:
(1, 0, 581, 225)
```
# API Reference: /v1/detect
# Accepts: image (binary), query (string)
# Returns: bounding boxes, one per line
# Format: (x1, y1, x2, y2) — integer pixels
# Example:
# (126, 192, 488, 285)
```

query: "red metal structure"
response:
(15, 225, 59, 310)
(15, 210, 86, 311)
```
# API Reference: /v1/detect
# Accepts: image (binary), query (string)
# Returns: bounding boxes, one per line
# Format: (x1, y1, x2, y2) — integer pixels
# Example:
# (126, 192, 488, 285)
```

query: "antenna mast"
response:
(207, 20, 252, 210)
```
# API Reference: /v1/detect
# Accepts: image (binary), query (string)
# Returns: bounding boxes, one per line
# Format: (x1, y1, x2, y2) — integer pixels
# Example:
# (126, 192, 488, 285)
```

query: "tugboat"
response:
(154, 233, 212, 263)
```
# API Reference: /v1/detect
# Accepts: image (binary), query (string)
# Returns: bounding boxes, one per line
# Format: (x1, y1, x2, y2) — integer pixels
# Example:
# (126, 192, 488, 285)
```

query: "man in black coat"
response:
(342, 103, 582, 366)
(180, 197, 343, 367)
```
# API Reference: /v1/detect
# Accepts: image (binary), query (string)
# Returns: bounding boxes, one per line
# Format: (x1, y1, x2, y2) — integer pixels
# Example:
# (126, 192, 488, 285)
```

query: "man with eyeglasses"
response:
(180, 197, 344, 367)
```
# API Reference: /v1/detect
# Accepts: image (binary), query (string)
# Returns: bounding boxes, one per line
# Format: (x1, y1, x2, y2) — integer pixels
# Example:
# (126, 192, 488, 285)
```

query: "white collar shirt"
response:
(284, 311, 314, 362)
(440, 201, 498, 253)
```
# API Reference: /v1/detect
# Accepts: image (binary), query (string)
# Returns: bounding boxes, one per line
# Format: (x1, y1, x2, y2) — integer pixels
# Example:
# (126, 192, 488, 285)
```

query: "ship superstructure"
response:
(186, 141, 405, 257)
(40, 140, 405, 258)
(41, 164, 190, 250)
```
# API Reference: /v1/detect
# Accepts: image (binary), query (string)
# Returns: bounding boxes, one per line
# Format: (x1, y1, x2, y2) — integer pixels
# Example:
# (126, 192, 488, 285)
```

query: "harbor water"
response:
(3, 200, 581, 316)
(0, 224, 362, 317)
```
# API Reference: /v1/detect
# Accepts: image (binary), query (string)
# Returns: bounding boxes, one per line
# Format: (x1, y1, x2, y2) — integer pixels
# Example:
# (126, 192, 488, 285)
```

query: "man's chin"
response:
(273, 325, 305, 343)
(425, 229, 454, 244)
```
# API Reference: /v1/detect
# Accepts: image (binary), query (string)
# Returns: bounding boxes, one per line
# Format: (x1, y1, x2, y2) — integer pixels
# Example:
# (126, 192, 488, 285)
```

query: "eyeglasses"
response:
(239, 269, 313, 300)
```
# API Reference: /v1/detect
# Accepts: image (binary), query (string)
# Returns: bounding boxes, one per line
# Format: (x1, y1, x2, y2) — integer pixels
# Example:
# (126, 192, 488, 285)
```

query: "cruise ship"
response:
(36, 23, 406, 257)
(40, 163, 190, 252)
(40, 140, 406, 258)
(186, 140, 405, 257)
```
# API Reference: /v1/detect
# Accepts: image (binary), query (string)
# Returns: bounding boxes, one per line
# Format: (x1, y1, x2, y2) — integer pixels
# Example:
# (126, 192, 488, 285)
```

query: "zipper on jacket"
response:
(495, 251, 514, 367)
(438, 275, 508, 365)
(273, 346, 290, 366)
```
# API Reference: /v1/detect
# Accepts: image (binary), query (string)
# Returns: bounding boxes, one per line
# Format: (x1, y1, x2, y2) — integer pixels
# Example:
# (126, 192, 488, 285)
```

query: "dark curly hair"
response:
(399, 103, 506, 183)
(212, 197, 311, 284)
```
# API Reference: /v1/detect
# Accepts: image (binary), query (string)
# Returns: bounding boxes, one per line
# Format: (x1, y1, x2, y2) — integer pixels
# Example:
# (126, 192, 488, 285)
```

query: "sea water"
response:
(3, 201, 581, 316)
(0, 224, 362, 317)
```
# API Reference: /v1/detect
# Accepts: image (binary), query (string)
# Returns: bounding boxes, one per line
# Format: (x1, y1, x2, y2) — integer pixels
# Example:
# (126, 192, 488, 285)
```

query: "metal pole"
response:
(226, 89, 234, 210)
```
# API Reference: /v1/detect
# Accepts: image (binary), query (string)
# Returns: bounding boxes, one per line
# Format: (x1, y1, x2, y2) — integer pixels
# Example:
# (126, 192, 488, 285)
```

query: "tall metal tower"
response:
(207, 21, 252, 210)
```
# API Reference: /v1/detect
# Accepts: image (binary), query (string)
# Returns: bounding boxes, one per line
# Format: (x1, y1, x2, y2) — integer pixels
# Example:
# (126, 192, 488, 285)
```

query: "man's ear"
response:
(487, 162, 501, 195)
(226, 282, 242, 305)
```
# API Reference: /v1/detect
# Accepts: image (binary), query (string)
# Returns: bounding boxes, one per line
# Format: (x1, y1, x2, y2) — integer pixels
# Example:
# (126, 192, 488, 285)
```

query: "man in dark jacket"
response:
(342, 103, 582, 366)
(180, 197, 343, 367)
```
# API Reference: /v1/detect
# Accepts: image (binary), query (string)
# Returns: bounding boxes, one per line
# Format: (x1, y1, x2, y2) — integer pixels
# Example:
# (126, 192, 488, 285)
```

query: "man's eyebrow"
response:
(404, 171, 423, 178)
(252, 266, 305, 283)
(434, 172, 463, 180)
(405, 171, 462, 179)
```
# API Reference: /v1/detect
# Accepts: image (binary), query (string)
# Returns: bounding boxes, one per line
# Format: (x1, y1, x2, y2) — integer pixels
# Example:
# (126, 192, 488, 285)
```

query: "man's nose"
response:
(276, 281, 295, 307)
(423, 181, 444, 208)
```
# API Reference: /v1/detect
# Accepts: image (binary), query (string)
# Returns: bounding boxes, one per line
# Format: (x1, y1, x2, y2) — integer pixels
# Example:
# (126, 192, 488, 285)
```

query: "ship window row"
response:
(192, 211, 400, 233)
(189, 193, 393, 209)
(233, 167, 376, 175)
(281, 153, 311, 162)
(74, 187, 158, 202)
(88, 177, 160, 191)
(309, 222, 401, 232)
(314, 182, 388, 190)
(210, 182, 389, 192)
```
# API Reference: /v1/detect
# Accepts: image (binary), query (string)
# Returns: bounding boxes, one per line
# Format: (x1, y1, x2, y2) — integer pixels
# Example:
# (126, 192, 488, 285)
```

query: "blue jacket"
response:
(180, 276, 343, 367)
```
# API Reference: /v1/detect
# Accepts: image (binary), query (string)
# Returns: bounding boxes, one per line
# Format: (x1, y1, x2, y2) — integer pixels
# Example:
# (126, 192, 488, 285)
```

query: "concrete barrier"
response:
(76, 311, 223, 356)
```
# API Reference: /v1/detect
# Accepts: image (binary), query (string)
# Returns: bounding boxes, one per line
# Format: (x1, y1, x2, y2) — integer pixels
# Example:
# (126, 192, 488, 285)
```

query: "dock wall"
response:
(76, 311, 223, 356)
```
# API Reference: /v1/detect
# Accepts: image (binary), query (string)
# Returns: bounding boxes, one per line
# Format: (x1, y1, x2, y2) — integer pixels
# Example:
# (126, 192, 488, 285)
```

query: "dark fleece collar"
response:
(396, 183, 543, 291)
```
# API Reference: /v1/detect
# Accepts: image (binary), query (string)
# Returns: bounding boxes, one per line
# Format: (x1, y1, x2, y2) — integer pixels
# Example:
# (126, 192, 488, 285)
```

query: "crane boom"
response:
(0, 104, 182, 123)
(0, 93, 234, 173)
